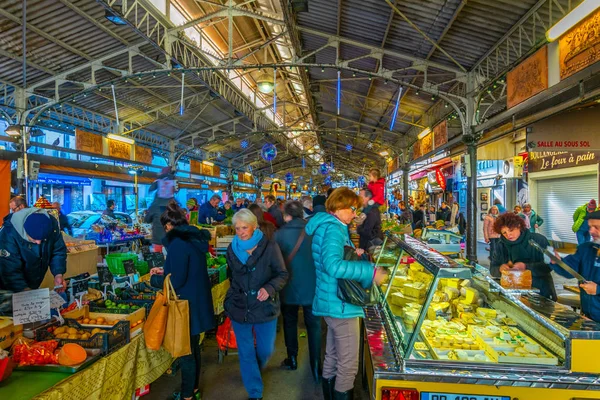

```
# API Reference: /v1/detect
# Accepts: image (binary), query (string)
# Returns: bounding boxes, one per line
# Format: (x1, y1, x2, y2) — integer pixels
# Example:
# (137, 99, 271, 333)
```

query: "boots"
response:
(322, 376, 336, 400)
(281, 355, 298, 370)
(333, 389, 353, 400)
(310, 358, 322, 384)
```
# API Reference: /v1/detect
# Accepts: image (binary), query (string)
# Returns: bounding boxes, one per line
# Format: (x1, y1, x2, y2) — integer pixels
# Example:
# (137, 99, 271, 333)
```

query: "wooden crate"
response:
(63, 305, 146, 333)
(0, 317, 23, 350)
(216, 235, 234, 249)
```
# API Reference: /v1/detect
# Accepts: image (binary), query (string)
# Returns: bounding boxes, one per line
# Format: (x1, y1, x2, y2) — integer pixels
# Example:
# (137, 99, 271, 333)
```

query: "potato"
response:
(67, 334, 79, 340)
(54, 326, 67, 335)
(67, 327, 78, 335)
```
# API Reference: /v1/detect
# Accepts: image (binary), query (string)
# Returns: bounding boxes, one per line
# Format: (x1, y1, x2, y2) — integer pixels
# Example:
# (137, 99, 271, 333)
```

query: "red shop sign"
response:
(435, 169, 446, 191)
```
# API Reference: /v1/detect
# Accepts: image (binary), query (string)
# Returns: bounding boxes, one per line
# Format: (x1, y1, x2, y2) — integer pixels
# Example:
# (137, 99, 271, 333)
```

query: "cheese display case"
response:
(364, 233, 600, 400)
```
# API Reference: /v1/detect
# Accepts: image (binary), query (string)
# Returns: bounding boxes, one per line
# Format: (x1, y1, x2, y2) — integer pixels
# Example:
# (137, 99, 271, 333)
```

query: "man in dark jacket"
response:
(232, 197, 246, 213)
(436, 201, 451, 222)
(0, 208, 67, 292)
(274, 201, 321, 382)
(356, 189, 383, 251)
(551, 210, 600, 322)
(198, 195, 226, 225)
(412, 204, 426, 229)
(311, 195, 327, 215)
(103, 199, 117, 219)
(491, 212, 556, 300)
(265, 194, 284, 228)
(144, 197, 169, 252)
(52, 202, 72, 236)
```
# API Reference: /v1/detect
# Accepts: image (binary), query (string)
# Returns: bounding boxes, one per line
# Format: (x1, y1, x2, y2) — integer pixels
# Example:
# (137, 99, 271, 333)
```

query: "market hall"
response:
(1, 0, 600, 399)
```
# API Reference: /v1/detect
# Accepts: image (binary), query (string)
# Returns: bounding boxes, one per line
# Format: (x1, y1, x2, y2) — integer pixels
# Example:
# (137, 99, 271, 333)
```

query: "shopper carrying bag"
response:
(163, 275, 191, 357)
(143, 275, 170, 351)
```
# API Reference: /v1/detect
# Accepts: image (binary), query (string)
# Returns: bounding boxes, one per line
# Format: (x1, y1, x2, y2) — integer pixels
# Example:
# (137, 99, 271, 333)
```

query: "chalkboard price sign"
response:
(71, 278, 89, 297)
(97, 265, 114, 285)
(146, 253, 165, 269)
(123, 259, 137, 276)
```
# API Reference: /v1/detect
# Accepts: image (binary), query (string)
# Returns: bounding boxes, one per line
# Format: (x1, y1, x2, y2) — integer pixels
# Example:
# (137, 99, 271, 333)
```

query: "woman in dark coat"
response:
(225, 208, 288, 400)
(150, 200, 214, 400)
(274, 201, 321, 382)
(490, 212, 556, 300)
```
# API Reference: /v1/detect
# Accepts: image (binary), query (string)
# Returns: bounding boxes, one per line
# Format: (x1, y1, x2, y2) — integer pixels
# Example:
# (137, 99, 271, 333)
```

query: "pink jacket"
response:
(483, 214, 500, 242)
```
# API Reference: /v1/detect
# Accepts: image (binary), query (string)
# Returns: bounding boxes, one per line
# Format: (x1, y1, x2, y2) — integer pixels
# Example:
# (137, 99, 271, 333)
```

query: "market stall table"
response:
(96, 235, 146, 255)
(0, 334, 172, 400)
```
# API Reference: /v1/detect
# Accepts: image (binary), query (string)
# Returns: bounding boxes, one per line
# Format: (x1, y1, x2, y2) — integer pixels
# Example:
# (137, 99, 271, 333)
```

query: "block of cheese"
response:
(391, 275, 410, 287)
(464, 287, 480, 304)
(445, 279, 461, 289)
(401, 282, 427, 298)
(409, 263, 424, 272)
(476, 308, 497, 319)
(444, 286, 460, 300)
(391, 292, 413, 307)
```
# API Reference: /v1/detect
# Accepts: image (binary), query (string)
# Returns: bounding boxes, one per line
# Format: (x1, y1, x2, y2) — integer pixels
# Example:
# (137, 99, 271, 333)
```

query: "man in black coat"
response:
(436, 201, 451, 222)
(275, 201, 321, 382)
(0, 208, 67, 292)
(356, 188, 383, 251)
(264, 194, 284, 228)
(52, 202, 72, 236)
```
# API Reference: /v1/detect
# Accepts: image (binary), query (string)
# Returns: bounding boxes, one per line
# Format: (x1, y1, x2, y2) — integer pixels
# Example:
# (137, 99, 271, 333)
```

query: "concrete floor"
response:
(146, 319, 370, 400)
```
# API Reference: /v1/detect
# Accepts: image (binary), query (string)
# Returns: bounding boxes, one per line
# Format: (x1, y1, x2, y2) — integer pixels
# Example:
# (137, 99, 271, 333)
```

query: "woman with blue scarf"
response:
(224, 209, 288, 400)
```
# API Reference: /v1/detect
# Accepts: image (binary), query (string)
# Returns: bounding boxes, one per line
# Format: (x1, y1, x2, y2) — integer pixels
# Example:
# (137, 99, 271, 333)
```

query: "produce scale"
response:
(364, 234, 600, 400)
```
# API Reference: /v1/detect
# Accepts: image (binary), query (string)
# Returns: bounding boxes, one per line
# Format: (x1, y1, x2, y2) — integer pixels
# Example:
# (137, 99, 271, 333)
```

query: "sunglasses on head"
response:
(350, 206, 357, 212)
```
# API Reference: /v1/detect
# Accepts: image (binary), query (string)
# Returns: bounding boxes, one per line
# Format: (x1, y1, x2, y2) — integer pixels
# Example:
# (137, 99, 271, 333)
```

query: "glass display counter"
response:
(363, 233, 600, 400)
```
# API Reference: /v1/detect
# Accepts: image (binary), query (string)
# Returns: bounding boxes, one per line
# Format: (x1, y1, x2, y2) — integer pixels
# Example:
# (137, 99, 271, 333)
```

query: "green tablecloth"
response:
(0, 334, 172, 400)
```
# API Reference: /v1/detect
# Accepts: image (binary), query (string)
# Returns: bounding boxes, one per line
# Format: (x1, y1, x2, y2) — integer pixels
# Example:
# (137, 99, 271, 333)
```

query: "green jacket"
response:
(518, 210, 543, 233)
(572, 204, 598, 232)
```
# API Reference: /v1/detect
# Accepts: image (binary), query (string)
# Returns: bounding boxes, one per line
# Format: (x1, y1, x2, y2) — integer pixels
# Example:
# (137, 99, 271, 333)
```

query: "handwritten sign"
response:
(97, 265, 114, 285)
(12, 289, 51, 325)
(49, 291, 66, 309)
(123, 259, 137, 276)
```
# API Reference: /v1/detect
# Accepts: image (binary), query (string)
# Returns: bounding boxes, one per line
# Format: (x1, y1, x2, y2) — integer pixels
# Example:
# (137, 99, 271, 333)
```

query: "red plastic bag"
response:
(216, 317, 237, 351)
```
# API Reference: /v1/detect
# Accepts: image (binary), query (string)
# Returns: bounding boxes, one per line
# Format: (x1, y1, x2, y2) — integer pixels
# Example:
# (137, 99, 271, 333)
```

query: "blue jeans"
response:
(577, 230, 590, 245)
(231, 318, 278, 398)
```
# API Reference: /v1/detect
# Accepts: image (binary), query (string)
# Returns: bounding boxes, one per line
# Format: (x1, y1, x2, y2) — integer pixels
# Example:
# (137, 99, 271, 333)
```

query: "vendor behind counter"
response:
(551, 210, 600, 322)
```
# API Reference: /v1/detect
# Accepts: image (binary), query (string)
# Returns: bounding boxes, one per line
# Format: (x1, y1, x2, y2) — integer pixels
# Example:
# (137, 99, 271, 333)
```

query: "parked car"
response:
(68, 211, 133, 238)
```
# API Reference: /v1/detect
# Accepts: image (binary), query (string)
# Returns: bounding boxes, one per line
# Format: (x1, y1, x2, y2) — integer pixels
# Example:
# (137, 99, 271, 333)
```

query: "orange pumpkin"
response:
(57, 343, 87, 366)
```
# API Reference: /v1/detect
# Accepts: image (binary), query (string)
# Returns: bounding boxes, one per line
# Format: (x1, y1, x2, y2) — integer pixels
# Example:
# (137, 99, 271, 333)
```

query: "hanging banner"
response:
(213, 165, 221, 178)
(420, 133, 433, 156)
(75, 129, 102, 155)
(507, 45, 548, 108)
(202, 163, 213, 176)
(190, 160, 201, 175)
(559, 8, 600, 80)
(135, 145, 153, 164)
(435, 168, 446, 191)
(108, 139, 132, 160)
(433, 120, 448, 149)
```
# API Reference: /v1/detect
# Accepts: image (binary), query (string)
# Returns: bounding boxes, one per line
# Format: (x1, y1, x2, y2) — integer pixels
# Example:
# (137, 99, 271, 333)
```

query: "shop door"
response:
(537, 175, 598, 244)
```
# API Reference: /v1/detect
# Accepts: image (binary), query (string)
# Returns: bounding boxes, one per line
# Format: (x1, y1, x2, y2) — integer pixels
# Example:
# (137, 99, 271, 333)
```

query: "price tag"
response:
(97, 265, 114, 285)
(71, 278, 89, 296)
(123, 259, 137, 276)
(49, 291, 66, 309)
(12, 288, 51, 325)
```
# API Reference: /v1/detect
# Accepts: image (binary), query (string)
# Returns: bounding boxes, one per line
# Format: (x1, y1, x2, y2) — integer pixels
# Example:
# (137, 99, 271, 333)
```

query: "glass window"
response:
(148, 0, 166, 14)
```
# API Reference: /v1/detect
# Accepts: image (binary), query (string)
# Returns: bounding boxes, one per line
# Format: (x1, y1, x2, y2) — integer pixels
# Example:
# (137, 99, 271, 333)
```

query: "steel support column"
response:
(402, 165, 409, 208)
(464, 73, 479, 262)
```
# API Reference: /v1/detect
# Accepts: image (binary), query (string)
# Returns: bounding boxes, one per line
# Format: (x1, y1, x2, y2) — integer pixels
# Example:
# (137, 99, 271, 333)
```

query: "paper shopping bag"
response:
(143, 274, 170, 350)
(163, 276, 191, 357)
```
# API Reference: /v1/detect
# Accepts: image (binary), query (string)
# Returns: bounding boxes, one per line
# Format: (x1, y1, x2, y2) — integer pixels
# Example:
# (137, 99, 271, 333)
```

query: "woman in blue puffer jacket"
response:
(306, 188, 387, 400)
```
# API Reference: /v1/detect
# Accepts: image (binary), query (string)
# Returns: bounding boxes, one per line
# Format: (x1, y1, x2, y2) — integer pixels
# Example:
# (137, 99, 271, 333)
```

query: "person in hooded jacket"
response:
(225, 208, 288, 400)
(145, 196, 170, 253)
(573, 200, 598, 244)
(490, 212, 556, 300)
(0, 208, 67, 292)
(306, 187, 387, 400)
(275, 201, 321, 382)
(150, 200, 214, 400)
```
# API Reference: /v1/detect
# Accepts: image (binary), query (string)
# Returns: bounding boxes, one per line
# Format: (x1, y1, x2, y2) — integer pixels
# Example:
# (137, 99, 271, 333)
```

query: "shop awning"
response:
(477, 136, 516, 160)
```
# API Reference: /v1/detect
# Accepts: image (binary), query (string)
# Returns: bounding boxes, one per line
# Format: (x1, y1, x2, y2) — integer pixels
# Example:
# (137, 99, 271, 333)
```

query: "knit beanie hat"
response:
(588, 199, 597, 212)
(186, 199, 197, 208)
(24, 213, 53, 241)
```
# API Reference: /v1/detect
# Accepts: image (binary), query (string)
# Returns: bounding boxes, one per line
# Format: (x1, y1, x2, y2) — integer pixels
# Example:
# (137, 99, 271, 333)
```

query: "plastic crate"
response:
(135, 260, 149, 275)
(105, 253, 138, 276)
(208, 264, 228, 283)
(90, 298, 153, 316)
(36, 319, 130, 355)
(208, 269, 219, 287)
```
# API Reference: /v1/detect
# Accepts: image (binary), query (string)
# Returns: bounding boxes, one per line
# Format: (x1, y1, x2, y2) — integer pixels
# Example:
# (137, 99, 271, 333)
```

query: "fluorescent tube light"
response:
(418, 127, 431, 139)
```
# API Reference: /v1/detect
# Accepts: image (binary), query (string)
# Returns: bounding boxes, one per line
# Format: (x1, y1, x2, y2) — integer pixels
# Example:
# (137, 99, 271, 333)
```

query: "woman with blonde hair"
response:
(306, 187, 387, 399)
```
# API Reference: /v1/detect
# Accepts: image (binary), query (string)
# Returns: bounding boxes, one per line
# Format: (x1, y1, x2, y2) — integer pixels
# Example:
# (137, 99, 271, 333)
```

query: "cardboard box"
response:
(0, 317, 23, 350)
(40, 247, 99, 289)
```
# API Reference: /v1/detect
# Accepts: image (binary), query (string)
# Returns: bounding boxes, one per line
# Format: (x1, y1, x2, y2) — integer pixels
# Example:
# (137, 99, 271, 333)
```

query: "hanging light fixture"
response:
(5, 125, 23, 136)
(256, 72, 274, 94)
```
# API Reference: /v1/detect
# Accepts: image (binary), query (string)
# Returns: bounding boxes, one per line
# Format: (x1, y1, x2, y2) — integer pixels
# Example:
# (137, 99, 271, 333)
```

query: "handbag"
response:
(143, 274, 170, 351)
(163, 275, 191, 358)
(336, 246, 377, 307)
